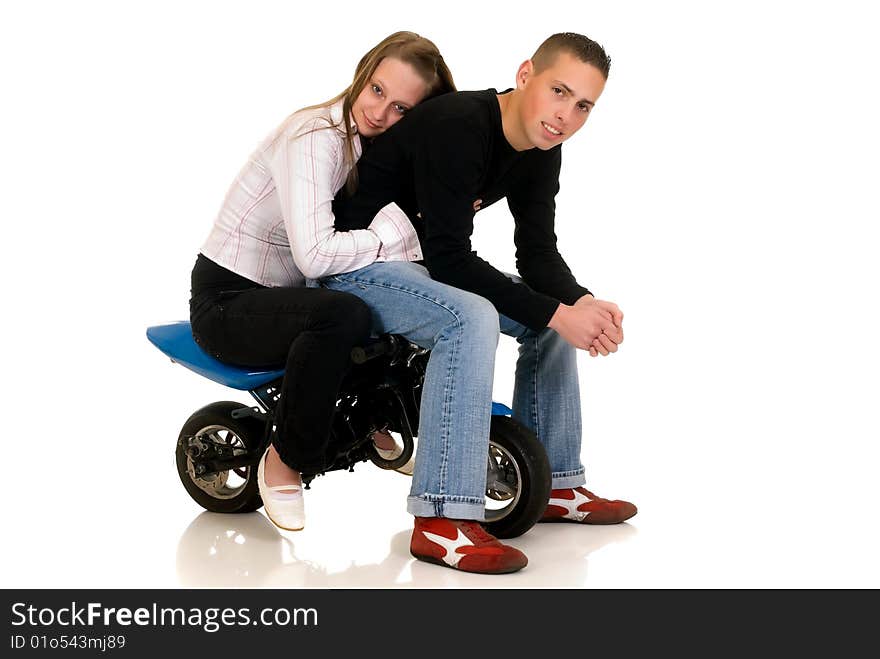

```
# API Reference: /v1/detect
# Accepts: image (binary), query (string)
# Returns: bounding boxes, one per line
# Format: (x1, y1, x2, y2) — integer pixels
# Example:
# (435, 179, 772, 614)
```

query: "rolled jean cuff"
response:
(407, 495, 486, 521)
(551, 468, 586, 489)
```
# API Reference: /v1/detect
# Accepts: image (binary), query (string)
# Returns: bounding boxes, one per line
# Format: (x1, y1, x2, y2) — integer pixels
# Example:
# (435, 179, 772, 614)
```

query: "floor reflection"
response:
(176, 511, 637, 588)
(176, 512, 288, 587)
(176, 512, 416, 588)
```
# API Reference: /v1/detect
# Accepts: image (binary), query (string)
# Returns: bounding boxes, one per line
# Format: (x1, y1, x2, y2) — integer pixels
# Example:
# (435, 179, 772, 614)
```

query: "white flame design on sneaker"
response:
(548, 489, 592, 521)
(421, 529, 474, 567)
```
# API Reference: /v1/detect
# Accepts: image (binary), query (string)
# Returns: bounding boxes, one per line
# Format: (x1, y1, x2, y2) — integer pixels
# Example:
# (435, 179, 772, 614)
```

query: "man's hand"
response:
(588, 330, 619, 357)
(576, 296, 623, 357)
(548, 295, 624, 356)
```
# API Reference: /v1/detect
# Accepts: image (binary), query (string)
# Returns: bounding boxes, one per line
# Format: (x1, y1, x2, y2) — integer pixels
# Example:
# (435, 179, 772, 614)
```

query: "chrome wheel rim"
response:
(185, 424, 250, 500)
(484, 440, 522, 522)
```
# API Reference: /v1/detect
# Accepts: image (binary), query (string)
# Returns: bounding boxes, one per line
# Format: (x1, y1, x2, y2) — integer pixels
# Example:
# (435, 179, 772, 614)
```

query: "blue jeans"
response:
(498, 310, 586, 489)
(322, 262, 499, 520)
(321, 263, 586, 519)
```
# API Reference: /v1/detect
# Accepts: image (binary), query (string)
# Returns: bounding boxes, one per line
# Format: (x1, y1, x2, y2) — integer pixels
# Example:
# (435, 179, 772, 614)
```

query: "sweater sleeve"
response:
(267, 119, 405, 279)
(508, 147, 592, 305)
(416, 119, 562, 331)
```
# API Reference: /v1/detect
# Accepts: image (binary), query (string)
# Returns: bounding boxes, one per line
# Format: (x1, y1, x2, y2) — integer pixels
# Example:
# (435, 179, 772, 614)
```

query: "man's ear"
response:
(515, 59, 534, 89)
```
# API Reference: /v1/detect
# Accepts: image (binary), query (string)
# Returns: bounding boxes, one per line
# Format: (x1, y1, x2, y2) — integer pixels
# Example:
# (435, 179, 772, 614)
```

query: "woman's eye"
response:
(393, 103, 407, 115)
(552, 86, 564, 96)
(372, 84, 383, 96)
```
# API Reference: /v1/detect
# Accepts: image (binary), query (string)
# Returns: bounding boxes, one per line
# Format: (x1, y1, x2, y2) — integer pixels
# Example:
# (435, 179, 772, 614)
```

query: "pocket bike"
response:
(146, 322, 551, 538)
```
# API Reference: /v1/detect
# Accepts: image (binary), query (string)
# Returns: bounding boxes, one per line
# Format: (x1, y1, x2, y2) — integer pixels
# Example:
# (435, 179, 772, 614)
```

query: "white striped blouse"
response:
(200, 98, 421, 288)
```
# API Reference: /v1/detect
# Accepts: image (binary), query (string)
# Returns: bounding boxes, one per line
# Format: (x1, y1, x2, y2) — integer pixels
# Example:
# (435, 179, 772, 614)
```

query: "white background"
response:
(1, 0, 878, 588)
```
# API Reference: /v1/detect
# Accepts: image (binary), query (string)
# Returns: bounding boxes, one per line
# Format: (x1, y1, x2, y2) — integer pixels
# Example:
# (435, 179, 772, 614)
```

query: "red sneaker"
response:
(410, 517, 528, 574)
(541, 487, 637, 525)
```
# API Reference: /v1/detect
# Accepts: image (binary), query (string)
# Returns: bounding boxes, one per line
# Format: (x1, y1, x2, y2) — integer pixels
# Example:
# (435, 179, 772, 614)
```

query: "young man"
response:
(329, 33, 636, 573)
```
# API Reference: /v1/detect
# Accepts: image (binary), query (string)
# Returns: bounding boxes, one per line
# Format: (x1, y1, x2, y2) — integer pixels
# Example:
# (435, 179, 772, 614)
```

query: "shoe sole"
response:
(263, 509, 304, 532)
(410, 552, 526, 574)
(539, 512, 637, 525)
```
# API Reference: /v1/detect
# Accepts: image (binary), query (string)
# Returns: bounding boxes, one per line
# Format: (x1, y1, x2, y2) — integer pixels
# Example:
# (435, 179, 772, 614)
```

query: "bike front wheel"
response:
(482, 416, 551, 539)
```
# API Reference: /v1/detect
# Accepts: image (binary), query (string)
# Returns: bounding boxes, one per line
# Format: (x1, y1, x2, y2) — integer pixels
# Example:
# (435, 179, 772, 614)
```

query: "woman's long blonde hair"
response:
(297, 31, 456, 193)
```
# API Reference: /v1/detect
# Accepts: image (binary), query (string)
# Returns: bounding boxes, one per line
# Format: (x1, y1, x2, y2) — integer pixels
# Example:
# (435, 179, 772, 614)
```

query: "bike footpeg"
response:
(231, 406, 266, 420)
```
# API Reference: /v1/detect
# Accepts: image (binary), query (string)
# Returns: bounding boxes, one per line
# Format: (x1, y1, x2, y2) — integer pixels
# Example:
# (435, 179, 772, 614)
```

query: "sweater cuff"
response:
(562, 286, 593, 305)
(524, 294, 563, 332)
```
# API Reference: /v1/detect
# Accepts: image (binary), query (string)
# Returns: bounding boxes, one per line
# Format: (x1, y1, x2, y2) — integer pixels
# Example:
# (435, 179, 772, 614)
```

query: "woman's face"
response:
(352, 57, 428, 138)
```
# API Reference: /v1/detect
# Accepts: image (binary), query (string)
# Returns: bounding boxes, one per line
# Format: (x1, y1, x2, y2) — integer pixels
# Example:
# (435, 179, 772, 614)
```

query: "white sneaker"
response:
(257, 450, 305, 531)
(374, 445, 415, 476)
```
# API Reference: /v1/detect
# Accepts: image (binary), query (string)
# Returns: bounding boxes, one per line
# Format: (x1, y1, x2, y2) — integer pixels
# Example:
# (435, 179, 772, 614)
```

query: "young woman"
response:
(189, 32, 456, 531)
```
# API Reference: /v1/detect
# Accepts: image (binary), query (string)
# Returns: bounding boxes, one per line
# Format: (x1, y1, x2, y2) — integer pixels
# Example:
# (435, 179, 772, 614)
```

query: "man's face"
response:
(516, 51, 607, 150)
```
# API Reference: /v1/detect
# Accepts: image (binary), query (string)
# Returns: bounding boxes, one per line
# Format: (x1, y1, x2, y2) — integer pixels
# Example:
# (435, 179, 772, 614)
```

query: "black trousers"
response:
(189, 255, 372, 475)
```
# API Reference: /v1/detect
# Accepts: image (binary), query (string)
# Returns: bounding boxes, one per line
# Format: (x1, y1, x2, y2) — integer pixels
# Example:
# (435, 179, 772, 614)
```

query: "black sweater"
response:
(333, 88, 591, 331)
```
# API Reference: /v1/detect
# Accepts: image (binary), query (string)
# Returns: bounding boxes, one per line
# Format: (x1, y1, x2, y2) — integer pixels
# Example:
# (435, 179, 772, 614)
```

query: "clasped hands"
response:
(548, 294, 624, 358)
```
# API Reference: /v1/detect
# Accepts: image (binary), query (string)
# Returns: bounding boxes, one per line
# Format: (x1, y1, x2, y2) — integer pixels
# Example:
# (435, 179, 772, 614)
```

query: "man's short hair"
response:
(532, 33, 611, 79)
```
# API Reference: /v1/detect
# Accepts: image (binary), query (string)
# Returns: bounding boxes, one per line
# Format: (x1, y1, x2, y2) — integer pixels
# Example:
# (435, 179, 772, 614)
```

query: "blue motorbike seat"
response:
(491, 402, 513, 416)
(146, 321, 516, 415)
(146, 322, 284, 391)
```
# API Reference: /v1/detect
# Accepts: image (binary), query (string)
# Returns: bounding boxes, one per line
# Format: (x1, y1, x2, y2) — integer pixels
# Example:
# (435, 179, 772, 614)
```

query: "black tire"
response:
(175, 401, 265, 514)
(482, 416, 551, 539)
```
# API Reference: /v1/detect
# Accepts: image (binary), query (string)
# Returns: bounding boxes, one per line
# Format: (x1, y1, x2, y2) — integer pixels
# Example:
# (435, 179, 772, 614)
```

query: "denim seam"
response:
(412, 493, 485, 505)
(552, 468, 585, 478)
(437, 304, 463, 499)
(530, 333, 540, 439)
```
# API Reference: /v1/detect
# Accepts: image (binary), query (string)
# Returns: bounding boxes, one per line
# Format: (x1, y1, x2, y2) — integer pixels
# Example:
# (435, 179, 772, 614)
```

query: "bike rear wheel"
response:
(175, 401, 265, 514)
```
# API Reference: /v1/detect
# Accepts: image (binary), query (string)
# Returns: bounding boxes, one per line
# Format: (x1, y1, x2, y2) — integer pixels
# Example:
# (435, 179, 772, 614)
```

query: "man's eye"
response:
(552, 86, 564, 95)
(578, 103, 590, 113)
